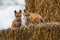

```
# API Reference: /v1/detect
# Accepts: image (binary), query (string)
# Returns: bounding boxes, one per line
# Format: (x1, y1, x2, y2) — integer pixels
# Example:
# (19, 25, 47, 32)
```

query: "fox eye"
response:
(16, 16, 20, 18)
(16, 16, 18, 17)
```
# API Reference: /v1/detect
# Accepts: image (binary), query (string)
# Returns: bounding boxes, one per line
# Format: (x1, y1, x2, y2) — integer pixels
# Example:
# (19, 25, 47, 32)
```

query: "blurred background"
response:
(0, 0, 25, 30)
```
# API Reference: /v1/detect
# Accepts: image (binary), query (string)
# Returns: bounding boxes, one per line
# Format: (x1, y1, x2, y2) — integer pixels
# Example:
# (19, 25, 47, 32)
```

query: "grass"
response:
(0, 23, 60, 40)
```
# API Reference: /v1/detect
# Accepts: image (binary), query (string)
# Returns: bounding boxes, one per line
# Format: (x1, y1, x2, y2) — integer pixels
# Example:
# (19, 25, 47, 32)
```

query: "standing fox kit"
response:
(11, 10, 21, 29)
(24, 9, 45, 24)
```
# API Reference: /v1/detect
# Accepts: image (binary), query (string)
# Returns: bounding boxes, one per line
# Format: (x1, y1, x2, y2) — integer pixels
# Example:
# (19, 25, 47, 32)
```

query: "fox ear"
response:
(14, 10, 17, 13)
(19, 10, 22, 13)
(24, 9, 26, 13)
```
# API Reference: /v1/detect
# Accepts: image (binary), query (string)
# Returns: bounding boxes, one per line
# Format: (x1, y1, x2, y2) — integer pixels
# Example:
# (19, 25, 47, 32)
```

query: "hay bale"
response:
(25, 0, 60, 22)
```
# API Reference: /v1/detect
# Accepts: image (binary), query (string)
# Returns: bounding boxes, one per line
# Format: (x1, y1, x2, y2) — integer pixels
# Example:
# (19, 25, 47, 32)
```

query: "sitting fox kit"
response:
(11, 10, 22, 29)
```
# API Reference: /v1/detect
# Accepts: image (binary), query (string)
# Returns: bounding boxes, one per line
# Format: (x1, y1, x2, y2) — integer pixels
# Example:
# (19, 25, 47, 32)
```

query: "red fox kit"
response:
(24, 9, 45, 24)
(11, 10, 21, 30)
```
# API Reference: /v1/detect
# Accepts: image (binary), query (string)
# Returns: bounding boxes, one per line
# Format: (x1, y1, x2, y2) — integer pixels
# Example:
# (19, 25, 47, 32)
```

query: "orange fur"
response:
(24, 9, 45, 23)
(11, 19, 17, 29)
(29, 13, 42, 23)
(11, 10, 21, 30)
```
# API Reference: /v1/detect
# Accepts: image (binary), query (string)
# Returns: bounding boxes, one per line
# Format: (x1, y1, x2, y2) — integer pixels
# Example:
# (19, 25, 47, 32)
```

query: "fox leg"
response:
(40, 18, 45, 23)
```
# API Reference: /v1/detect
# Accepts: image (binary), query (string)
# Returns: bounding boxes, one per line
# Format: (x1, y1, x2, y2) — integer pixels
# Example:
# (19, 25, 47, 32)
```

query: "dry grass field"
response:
(0, 23, 60, 40)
